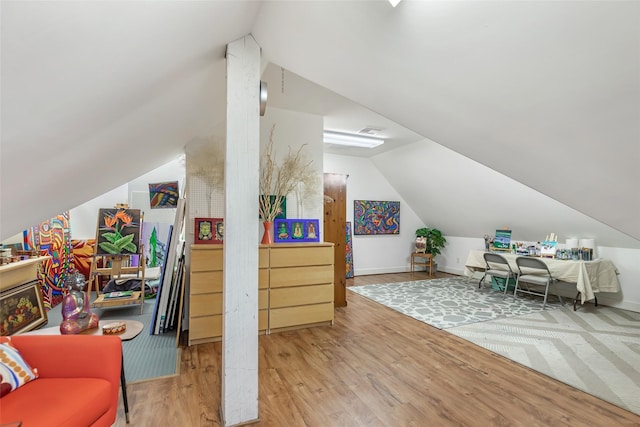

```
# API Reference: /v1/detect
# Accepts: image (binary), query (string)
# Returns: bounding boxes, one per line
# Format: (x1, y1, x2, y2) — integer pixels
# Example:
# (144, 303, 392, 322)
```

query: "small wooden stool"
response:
(411, 252, 434, 277)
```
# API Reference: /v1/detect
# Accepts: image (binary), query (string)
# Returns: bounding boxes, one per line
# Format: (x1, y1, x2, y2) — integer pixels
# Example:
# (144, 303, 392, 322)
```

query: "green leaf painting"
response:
(96, 208, 141, 255)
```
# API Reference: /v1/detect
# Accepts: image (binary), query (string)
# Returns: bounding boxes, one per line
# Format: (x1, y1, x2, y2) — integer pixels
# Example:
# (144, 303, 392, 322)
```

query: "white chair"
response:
(478, 252, 517, 297)
(514, 257, 564, 308)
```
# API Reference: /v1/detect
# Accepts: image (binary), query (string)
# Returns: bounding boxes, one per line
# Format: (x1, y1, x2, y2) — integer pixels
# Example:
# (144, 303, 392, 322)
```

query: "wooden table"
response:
(411, 252, 434, 277)
(25, 319, 143, 423)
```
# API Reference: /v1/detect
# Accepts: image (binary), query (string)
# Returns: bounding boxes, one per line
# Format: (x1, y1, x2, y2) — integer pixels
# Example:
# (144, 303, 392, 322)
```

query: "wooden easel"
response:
(89, 207, 145, 314)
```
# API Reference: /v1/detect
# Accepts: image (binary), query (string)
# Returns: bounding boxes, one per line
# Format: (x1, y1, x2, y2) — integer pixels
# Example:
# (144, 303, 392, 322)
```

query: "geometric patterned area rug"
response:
(348, 277, 562, 329)
(448, 305, 640, 415)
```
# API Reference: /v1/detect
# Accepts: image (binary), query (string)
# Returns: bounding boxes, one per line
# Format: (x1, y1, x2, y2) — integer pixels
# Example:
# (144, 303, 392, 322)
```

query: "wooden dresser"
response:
(188, 243, 334, 345)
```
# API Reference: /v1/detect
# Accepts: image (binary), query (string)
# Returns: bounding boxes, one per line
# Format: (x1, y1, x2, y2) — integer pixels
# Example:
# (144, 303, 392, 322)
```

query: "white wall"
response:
(324, 153, 424, 275)
(260, 107, 324, 238)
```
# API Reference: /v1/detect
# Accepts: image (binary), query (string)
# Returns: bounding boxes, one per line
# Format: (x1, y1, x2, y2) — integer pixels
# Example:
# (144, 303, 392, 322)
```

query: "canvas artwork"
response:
(259, 195, 286, 220)
(346, 221, 354, 279)
(0, 281, 47, 335)
(23, 212, 73, 309)
(141, 222, 172, 268)
(493, 229, 512, 250)
(194, 218, 223, 244)
(274, 219, 320, 243)
(96, 208, 142, 255)
(354, 200, 400, 235)
(148, 181, 180, 209)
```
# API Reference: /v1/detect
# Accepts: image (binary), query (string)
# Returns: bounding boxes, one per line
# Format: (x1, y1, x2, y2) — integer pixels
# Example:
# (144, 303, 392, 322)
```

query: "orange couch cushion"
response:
(0, 377, 111, 427)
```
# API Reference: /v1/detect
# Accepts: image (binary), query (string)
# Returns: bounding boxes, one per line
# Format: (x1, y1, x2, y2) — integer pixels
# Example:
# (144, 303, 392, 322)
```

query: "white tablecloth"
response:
(464, 250, 621, 304)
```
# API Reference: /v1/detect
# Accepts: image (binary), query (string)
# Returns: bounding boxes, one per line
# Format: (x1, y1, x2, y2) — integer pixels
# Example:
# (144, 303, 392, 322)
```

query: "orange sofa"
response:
(0, 335, 122, 427)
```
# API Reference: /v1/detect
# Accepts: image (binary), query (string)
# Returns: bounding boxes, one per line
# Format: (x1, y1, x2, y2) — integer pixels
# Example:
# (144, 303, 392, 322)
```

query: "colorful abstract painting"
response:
(23, 212, 73, 309)
(70, 239, 96, 282)
(346, 221, 354, 279)
(353, 200, 400, 235)
(148, 181, 179, 209)
(96, 208, 142, 255)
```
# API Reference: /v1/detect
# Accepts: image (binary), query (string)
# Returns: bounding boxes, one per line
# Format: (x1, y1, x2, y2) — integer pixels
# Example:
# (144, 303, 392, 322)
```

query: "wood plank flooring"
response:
(115, 272, 640, 426)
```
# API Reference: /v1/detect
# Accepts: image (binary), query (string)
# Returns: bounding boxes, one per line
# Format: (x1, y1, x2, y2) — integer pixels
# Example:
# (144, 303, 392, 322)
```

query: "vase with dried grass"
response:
(259, 126, 315, 244)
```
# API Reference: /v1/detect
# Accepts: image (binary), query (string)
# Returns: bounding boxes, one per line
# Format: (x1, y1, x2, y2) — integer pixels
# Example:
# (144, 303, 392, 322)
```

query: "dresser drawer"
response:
(270, 265, 333, 288)
(270, 284, 333, 308)
(190, 271, 223, 294)
(191, 293, 222, 317)
(189, 315, 222, 341)
(270, 302, 334, 330)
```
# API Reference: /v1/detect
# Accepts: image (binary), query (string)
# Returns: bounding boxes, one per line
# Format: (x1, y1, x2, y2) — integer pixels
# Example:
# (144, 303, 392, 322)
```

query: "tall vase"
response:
(261, 221, 274, 244)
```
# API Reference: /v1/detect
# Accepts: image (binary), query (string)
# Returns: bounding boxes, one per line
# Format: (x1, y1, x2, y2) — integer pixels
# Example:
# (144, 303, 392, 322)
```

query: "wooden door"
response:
(323, 173, 347, 307)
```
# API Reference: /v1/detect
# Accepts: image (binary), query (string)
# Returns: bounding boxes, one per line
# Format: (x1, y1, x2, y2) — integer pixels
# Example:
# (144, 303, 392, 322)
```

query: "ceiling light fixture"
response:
(323, 131, 384, 149)
(388, 0, 402, 7)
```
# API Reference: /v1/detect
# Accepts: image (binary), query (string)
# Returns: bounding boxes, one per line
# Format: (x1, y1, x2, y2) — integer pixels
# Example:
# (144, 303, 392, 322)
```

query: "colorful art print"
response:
(353, 200, 400, 235)
(0, 281, 48, 336)
(493, 229, 512, 249)
(194, 218, 223, 244)
(96, 209, 142, 255)
(259, 195, 286, 220)
(345, 222, 354, 279)
(141, 223, 171, 268)
(274, 219, 320, 243)
(24, 212, 72, 309)
(148, 181, 180, 209)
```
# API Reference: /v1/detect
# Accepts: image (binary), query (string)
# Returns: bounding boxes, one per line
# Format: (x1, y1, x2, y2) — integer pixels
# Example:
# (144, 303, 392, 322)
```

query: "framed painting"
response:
(148, 181, 179, 209)
(345, 221, 354, 279)
(96, 208, 142, 255)
(493, 229, 512, 250)
(354, 200, 400, 235)
(274, 219, 320, 243)
(259, 195, 286, 220)
(194, 218, 224, 244)
(0, 281, 48, 336)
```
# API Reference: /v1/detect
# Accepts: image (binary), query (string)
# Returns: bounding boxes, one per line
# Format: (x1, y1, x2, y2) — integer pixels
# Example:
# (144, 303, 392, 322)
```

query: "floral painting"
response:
(354, 200, 400, 235)
(96, 208, 141, 255)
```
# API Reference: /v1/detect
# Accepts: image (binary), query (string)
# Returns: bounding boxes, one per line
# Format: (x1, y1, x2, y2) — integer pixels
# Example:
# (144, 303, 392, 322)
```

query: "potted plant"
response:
(415, 227, 447, 257)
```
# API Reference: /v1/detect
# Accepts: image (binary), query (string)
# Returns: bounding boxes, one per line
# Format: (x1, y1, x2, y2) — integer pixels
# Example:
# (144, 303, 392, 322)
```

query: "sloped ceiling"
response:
(2, 1, 639, 244)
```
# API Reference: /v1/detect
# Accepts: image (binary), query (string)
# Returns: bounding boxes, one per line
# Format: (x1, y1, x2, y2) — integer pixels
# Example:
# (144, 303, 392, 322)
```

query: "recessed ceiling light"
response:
(389, 0, 402, 7)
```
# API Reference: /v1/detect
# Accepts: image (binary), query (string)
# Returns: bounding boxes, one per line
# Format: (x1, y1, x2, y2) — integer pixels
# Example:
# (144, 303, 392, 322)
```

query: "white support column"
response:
(221, 35, 260, 426)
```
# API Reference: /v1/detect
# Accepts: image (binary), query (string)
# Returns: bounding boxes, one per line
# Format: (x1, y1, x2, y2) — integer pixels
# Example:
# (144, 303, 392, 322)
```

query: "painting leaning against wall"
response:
(23, 212, 72, 309)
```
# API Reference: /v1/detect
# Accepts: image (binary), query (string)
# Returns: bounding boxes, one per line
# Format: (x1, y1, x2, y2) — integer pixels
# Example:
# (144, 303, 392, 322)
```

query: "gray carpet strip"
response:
(44, 299, 178, 382)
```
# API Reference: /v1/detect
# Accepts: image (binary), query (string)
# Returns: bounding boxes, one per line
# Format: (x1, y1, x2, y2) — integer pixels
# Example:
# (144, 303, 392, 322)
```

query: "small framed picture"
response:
(274, 219, 320, 243)
(1, 281, 48, 336)
(194, 218, 223, 244)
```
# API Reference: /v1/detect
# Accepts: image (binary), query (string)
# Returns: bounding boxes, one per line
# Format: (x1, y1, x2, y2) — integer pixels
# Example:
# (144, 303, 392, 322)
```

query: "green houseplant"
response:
(415, 227, 447, 257)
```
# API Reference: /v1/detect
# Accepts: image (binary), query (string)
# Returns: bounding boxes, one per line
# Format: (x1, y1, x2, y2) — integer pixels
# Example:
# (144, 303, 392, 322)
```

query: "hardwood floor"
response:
(116, 272, 640, 426)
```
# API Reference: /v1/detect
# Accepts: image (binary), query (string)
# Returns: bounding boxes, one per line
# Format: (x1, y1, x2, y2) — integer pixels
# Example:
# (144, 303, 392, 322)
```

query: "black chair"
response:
(514, 257, 564, 308)
(478, 252, 517, 297)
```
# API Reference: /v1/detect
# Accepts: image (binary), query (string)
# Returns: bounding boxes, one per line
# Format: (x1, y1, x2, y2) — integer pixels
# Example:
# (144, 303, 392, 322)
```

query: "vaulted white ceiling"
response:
(2, 1, 639, 244)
